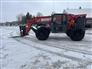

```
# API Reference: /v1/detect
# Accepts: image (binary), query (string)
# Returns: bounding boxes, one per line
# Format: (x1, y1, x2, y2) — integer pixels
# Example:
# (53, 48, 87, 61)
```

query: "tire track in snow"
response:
(11, 36, 92, 65)
(23, 35, 92, 56)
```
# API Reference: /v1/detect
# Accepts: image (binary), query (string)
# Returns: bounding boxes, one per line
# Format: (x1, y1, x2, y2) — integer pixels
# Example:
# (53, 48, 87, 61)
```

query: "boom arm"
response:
(19, 15, 51, 36)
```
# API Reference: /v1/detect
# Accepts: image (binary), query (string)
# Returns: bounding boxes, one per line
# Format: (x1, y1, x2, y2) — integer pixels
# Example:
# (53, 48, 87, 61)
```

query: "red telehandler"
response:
(18, 12, 86, 41)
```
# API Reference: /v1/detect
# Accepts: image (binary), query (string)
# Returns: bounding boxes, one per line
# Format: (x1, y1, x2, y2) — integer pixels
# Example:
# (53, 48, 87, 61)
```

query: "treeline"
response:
(0, 21, 19, 26)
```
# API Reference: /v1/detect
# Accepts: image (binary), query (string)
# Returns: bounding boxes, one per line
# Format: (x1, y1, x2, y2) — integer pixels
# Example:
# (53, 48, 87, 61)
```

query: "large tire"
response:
(69, 29, 85, 41)
(36, 27, 50, 40)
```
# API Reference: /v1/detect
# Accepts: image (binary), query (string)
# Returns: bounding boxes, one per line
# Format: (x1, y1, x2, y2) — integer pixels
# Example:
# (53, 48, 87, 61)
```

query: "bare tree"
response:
(51, 11, 55, 15)
(63, 9, 67, 14)
(36, 12, 43, 17)
(16, 13, 24, 21)
(79, 6, 82, 9)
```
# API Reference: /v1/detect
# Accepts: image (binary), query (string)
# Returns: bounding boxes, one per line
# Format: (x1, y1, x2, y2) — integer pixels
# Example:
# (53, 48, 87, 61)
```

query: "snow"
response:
(0, 26, 92, 69)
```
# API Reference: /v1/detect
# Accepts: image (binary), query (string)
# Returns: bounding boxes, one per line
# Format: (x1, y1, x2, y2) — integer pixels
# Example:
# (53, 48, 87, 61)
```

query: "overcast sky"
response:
(0, 0, 92, 22)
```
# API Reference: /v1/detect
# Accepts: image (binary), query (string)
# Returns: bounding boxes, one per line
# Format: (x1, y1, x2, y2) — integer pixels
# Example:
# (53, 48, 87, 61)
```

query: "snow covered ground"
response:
(0, 26, 92, 69)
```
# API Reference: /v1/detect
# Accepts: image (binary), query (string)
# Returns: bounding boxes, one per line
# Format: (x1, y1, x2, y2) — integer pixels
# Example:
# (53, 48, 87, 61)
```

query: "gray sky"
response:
(0, 0, 92, 22)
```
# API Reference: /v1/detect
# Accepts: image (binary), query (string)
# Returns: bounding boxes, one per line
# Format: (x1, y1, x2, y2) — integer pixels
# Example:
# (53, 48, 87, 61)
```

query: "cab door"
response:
(51, 14, 67, 33)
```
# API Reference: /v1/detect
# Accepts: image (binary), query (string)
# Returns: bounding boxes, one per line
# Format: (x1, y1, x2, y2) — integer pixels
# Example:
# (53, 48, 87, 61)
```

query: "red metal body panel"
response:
(25, 16, 51, 34)
(67, 14, 86, 29)
(24, 14, 86, 35)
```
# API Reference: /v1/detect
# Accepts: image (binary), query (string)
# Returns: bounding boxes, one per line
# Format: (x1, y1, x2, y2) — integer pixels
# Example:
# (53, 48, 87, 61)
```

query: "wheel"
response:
(69, 29, 85, 41)
(35, 27, 50, 40)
